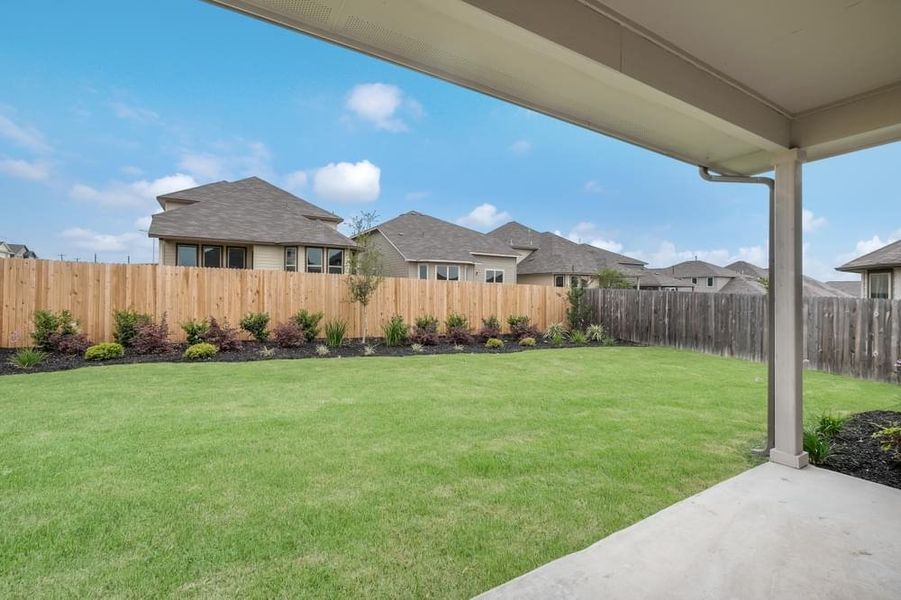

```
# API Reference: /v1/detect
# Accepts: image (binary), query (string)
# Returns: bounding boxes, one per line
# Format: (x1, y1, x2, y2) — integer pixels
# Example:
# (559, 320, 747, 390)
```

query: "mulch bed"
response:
(0, 337, 622, 377)
(822, 410, 901, 490)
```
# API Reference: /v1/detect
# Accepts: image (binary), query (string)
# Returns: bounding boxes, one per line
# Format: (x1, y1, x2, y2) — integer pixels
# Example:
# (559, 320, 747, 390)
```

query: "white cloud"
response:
(312, 160, 381, 203)
(0, 113, 52, 153)
(109, 101, 159, 123)
(178, 141, 271, 181)
(70, 173, 198, 209)
(0, 158, 50, 181)
(456, 203, 511, 230)
(345, 83, 419, 131)
(584, 180, 603, 194)
(509, 139, 532, 155)
(133, 215, 154, 231)
(556, 221, 623, 253)
(802, 209, 827, 232)
(282, 170, 308, 192)
(61, 227, 144, 253)
(405, 191, 430, 202)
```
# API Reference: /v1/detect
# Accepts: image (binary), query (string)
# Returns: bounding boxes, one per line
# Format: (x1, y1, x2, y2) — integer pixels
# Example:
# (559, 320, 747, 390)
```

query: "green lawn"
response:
(1, 348, 898, 598)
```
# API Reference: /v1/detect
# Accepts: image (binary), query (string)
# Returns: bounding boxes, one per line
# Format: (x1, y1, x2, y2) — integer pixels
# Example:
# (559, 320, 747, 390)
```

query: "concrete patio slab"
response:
(477, 463, 901, 600)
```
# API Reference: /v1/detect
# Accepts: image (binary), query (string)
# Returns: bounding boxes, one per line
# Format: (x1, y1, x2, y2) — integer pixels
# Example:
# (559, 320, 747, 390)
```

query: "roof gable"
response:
(366, 212, 519, 263)
(838, 239, 901, 271)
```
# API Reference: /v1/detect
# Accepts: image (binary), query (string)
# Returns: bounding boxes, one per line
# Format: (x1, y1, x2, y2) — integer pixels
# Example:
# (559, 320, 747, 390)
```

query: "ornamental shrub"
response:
(478, 315, 501, 341)
(519, 336, 536, 347)
(411, 315, 439, 346)
(113, 308, 151, 347)
(507, 315, 540, 340)
(181, 319, 209, 345)
(200, 317, 242, 352)
(132, 315, 174, 355)
(485, 337, 504, 349)
(292, 309, 323, 342)
(84, 342, 125, 361)
(271, 321, 305, 348)
(184, 342, 218, 360)
(239, 312, 270, 343)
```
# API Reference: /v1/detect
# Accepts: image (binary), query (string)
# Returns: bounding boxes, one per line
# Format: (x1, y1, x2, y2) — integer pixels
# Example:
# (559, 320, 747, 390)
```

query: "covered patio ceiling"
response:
(206, 0, 901, 175)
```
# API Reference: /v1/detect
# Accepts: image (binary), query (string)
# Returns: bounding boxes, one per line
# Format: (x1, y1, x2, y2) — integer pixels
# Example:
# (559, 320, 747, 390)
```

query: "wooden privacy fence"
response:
(0, 259, 567, 346)
(587, 288, 901, 382)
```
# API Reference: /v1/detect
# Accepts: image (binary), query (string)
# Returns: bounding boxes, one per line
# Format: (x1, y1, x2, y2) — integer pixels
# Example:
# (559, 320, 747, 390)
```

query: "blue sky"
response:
(1, 1, 898, 280)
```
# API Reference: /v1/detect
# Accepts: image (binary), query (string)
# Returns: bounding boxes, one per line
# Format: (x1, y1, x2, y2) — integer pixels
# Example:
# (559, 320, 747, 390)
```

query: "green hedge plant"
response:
(293, 310, 323, 343)
(184, 342, 218, 360)
(240, 312, 270, 343)
(84, 342, 125, 361)
(113, 309, 151, 347)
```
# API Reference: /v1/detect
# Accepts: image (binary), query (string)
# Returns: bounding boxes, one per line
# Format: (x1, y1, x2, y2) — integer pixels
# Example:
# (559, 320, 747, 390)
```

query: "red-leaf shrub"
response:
(200, 317, 242, 352)
(271, 321, 305, 348)
(132, 315, 174, 354)
(507, 315, 540, 340)
(478, 315, 501, 341)
(47, 332, 92, 354)
(411, 315, 439, 346)
(446, 326, 473, 345)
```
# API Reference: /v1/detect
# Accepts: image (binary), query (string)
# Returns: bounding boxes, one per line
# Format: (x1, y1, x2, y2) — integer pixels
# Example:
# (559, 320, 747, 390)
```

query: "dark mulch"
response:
(0, 337, 624, 377)
(822, 410, 901, 490)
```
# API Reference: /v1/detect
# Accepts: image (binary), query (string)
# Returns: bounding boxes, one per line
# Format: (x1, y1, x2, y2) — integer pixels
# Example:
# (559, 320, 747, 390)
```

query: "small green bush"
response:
(803, 428, 831, 465)
(519, 337, 536, 347)
(240, 312, 270, 343)
(113, 308, 151, 347)
(31, 310, 85, 351)
(293, 310, 323, 342)
(569, 330, 587, 345)
(485, 338, 504, 349)
(383, 315, 409, 347)
(478, 316, 501, 341)
(181, 319, 209, 345)
(324, 320, 347, 347)
(84, 342, 125, 361)
(445, 313, 469, 331)
(873, 425, 901, 462)
(8, 347, 46, 370)
(543, 323, 568, 346)
(507, 315, 540, 340)
(184, 342, 218, 360)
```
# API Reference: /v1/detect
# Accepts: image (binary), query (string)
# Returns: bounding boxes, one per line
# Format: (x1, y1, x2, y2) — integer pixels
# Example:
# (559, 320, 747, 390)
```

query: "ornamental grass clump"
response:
(382, 315, 409, 347)
(8, 347, 46, 370)
(324, 320, 348, 348)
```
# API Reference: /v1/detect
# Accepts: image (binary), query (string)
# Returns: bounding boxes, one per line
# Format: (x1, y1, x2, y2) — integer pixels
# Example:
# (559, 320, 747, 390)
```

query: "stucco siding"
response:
(368, 231, 409, 278)
(253, 245, 284, 270)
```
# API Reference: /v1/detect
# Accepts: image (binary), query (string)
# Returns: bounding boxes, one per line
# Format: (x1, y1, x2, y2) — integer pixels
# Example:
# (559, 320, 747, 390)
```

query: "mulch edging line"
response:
(822, 410, 901, 490)
(0, 338, 625, 377)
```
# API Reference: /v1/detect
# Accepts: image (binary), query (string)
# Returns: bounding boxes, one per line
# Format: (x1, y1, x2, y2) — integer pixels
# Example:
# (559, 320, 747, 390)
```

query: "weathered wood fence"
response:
(0, 259, 566, 346)
(587, 288, 901, 382)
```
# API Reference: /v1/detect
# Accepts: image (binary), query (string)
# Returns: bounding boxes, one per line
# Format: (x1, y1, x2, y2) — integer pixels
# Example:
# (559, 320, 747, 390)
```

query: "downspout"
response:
(698, 166, 775, 454)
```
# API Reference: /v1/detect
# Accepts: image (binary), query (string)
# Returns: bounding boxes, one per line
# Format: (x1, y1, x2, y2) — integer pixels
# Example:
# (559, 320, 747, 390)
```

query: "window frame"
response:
(284, 246, 298, 272)
(327, 248, 344, 274)
(418, 264, 429, 280)
(485, 268, 504, 284)
(436, 264, 460, 281)
(868, 270, 892, 299)
(706, 277, 714, 287)
(201, 245, 223, 268)
(306, 247, 323, 273)
(553, 274, 565, 288)
(226, 246, 247, 269)
(176, 244, 199, 267)
(691, 277, 698, 285)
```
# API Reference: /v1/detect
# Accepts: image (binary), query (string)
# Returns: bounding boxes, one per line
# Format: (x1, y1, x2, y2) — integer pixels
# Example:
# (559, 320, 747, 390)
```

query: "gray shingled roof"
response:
(620, 267, 693, 289)
(149, 177, 355, 248)
(3, 243, 36, 258)
(157, 177, 342, 223)
(826, 280, 861, 297)
(725, 260, 767, 279)
(837, 239, 901, 271)
(487, 221, 646, 275)
(366, 212, 519, 263)
(719, 275, 767, 295)
(726, 261, 854, 297)
(657, 260, 740, 278)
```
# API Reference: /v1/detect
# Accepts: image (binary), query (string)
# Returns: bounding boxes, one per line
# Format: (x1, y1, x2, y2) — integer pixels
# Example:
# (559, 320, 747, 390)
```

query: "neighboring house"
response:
(486, 221, 662, 288)
(726, 260, 854, 298)
(653, 260, 739, 293)
(826, 280, 861, 297)
(837, 238, 901, 299)
(0, 242, 37, 259)
(357, 211, 520, 284)
(148, 177, 355, 272)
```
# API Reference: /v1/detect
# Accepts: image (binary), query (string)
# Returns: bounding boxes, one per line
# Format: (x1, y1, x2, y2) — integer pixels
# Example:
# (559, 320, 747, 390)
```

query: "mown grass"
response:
(1, 347, 898, 598)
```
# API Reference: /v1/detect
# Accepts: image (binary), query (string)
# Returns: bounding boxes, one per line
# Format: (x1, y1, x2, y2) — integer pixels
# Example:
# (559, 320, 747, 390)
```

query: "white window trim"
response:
(418, 264, 429, 280)
(707, 277, 714, 287)
(305, 247, 323, 273)
(553, 274, 565, 287)
(485, 268, 504, 283)
(436, 264, 461, 281)
(284, 246, 298, 272)
(327, 248, 345, 274)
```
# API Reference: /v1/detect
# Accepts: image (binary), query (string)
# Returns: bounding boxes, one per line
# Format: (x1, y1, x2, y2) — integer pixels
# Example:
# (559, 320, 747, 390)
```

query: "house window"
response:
(868, 271, 891, 299)
(554, 274, 565, 287)
(227, 247, 247, 269)
(328, 248, 344, 274)
(306, 247, 323, 273)
(707, 277, 714, 287)
(418, 264, 428, 280)
(485, 269, 504, 284)
(691, 277, 698, 285)
(176, 244, 198, 267)
(437, 265, 459, 281)
(285, 247, 298, 272)
(202, 245, 222, 268)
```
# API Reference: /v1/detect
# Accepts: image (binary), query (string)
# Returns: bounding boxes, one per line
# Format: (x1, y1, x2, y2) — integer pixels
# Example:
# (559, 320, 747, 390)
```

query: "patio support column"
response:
(769, 149, 809, 469)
